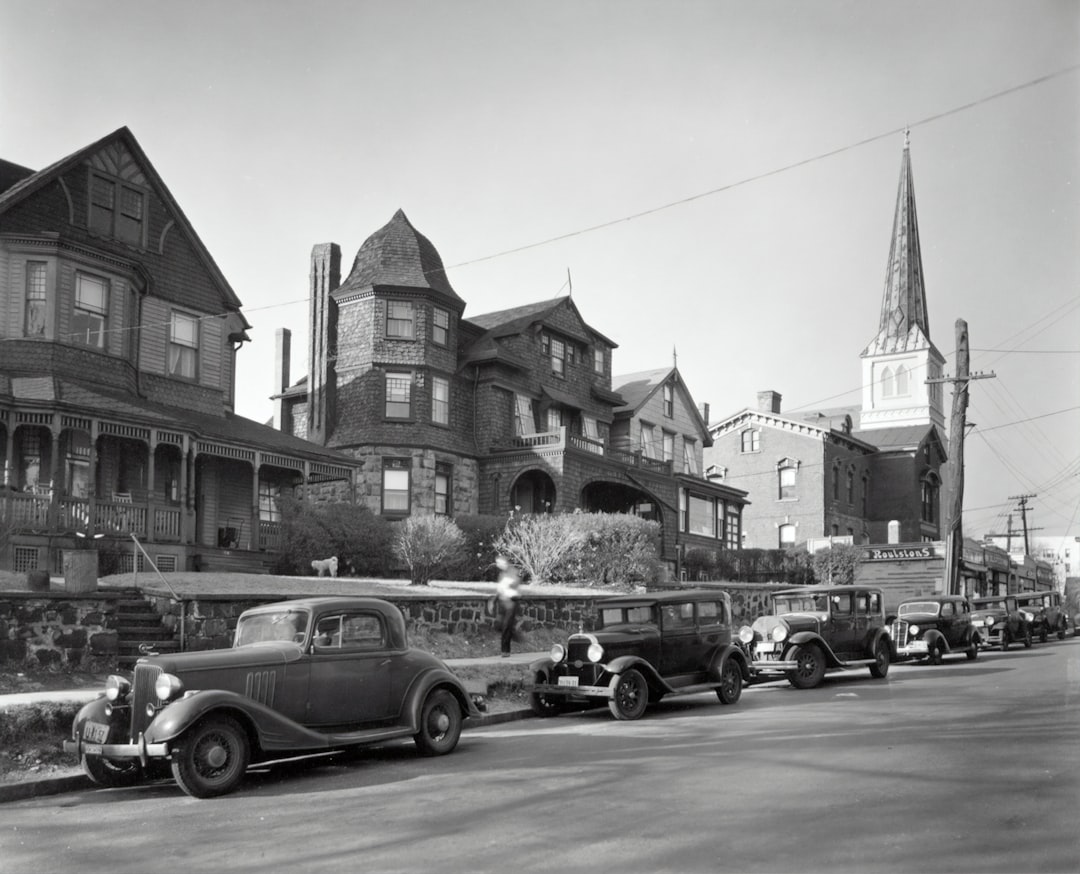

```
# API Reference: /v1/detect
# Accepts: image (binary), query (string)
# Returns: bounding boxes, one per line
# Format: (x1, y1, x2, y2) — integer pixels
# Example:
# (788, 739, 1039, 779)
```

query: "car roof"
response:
(240, 596, 399, 615)
(773, 585, 884, 596)
(600, 589, 731, 607)
(898, 595, 969, 605)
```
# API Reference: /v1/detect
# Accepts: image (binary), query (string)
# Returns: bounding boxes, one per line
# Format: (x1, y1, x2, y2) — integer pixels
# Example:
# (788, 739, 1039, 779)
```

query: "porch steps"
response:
(113, 598, 178, 668)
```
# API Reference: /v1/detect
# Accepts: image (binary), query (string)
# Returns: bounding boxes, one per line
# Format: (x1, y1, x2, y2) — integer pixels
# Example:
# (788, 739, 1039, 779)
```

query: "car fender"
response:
(787, 631, 844, 667)
(869, 628, 893, 659)
(712, 644, 751, 681)
(400, 666, 479, 729)
(529, 656, 556, 676)
(70, 694, 109, 736)
(143, 689, 326, 752)
(922, 628, 948, 652)
(605, 656, 668, 692)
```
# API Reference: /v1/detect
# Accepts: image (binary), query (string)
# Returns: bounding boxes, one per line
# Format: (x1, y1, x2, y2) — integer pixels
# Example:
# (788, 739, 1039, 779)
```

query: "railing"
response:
(95, 499, 148, 536)
(153, 507, 182, 542)
(259, 520, 282, 551)
(8, 492, 52, 527)
(497, 427, 674, 475)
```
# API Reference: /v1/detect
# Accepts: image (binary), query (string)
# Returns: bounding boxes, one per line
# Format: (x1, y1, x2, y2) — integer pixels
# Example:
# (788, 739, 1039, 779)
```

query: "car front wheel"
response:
(715, 658, 742, 706)
(928, 641, 944, 665)
(529, 672, 566, 718)
(787, 644, 826, 689)
(171, 715, 250, 799)
(82, 754, 142, 789)
(869, 640, 890, 678)
(1058, 623, 1068, 641)
(1001, 629, 1011, 652)
(608, 669, 649, 720)
(966, 636, 979, 660)
(414, 689, 463, 756)
(1023, 627, 1033, 648)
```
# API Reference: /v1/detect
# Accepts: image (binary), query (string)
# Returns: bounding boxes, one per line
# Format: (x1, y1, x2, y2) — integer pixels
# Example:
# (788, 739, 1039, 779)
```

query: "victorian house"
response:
(0, 128, 358, 575)
(274, 211, 746, 570)
(704, 139, 948, 549)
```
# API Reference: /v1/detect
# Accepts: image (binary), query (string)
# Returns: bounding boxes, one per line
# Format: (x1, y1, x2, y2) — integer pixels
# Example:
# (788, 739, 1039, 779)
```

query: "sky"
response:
(2, 1, 1078, 540)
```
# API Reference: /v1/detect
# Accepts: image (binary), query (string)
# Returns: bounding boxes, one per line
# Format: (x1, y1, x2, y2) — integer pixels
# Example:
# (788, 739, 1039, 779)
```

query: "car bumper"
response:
(531, 682, 612, 700)
(64, 735, 170, 764)
(748, 659, 798, 674)
(895, 641, 930, 657)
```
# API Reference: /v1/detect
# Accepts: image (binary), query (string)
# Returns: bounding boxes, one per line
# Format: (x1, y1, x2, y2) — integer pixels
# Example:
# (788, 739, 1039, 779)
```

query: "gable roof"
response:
(335, 209, 463, 305)
(852, 423, 948, 459)
(612, 366, 712, 445)
(0, 158, 34, 194)
(464, 296, 617, 348)
(0, 127, 250, 332)
(710, 406, 879, 454)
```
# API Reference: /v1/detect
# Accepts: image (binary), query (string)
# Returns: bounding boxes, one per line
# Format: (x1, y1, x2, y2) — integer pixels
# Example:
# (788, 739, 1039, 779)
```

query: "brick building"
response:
(275, 211, 746, 571)
(0, 128, 358, 575)
(703, 139, 948, 549)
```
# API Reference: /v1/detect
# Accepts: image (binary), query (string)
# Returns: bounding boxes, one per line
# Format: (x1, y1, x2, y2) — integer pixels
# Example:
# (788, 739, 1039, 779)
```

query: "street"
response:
(3, 641, 1078, 874)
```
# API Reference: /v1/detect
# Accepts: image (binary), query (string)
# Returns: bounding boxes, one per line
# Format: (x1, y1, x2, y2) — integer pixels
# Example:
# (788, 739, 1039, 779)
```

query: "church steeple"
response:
(859, 136, 945, 431)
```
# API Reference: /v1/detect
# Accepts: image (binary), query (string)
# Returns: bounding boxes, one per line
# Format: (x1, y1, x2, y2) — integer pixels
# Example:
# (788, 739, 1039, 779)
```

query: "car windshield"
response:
(975, 599, 1007, 611)
(899, 602, 941, 617)
(599, 605, 657, 628)
(234, 609, 309, 647)
(774, 594, 829, 614)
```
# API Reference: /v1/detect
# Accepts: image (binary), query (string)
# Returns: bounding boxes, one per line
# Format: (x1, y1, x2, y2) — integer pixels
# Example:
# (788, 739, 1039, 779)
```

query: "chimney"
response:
(757, 390, 782, 414)
(308, 243, 341, 446)
(698, 402, 710, 426)
(273, 328, 291, 431)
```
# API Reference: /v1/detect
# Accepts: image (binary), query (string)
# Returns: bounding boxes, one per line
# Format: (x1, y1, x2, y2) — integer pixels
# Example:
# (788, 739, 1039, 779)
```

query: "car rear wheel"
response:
(1023, 628, 1033, 648)
(414, 689, 463, 756)
(608, 669, 649, 720)
(529, 672, 566, 718)
(82, 754, 142, 789)
(1039, 627, 1048, 644)
(1001, 629, 1011, 652)
(171, 715, 250, 799)
(928, 642, 944, 665)
(869, 640, 890, 678)
(966, 637, 979, 661)
(1058, 624, 1068, 641)
(715, 658, 742, 706)
(787, 644, 826, 689)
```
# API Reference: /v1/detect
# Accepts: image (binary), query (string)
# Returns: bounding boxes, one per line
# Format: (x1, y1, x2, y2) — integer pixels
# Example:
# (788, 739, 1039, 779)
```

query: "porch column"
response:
(251, 454, 261, 551)
(47, 414, 61, 527)
(3, 425, 13, 487)
(180, 438, 192, 544)
(87, 421, 99, 532)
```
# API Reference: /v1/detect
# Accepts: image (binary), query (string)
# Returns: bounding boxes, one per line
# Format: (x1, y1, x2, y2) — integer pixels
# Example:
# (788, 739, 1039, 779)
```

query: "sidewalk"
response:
(0, 651, 542, 803)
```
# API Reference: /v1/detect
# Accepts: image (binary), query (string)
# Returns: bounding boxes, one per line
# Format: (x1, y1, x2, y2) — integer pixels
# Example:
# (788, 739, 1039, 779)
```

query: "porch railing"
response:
(501, 428, 674, 475)
(259, 520, 282, 551)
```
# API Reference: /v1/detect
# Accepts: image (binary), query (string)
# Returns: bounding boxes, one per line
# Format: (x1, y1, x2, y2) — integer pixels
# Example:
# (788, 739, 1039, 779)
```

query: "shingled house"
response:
(274, 211, 747, 572)
(0, 128, 358, 575)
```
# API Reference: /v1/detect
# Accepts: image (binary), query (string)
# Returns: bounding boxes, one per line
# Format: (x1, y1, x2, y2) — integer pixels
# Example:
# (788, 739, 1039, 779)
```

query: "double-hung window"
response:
(382, 458, 410, 516)
(432, 376, 449, 425)
(663, 383, 674, 417)
(73, 273, 108, 348)
(89, 173, 146, 246)
(662, 431, 675, 463)
(25, 262, 47, 336)
(740, 429, 760, 453)
(683, 439, 698, 474)
(549, 336, 565, 376)
(593, 348, 604, 373)
(432, 307, 449, 346)
(169, 311, 199, 379)
(386, 301, 414, 339)
(435, 463, 452, 515)
(514, 394, 536, 435)
(385, 372, 412, 418)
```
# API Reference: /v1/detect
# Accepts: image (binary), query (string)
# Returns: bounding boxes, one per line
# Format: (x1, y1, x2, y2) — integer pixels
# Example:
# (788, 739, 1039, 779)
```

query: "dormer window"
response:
(542, 333, 566, 376)
(593, 347, 604, 374)
(88, 172, 146, 247)
(386, 301, 414, 339)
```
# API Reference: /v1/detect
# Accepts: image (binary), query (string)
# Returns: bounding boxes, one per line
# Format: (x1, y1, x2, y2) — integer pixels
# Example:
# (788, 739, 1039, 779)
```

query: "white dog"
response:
(311, 556, 338, 578)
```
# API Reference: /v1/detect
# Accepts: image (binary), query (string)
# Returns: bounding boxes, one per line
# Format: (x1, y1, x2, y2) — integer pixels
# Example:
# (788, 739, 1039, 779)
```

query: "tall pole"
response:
(929, 319, 995, 596)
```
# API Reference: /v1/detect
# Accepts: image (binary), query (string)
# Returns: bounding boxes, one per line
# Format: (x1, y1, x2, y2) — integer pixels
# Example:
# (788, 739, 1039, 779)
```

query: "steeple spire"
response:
(865, 133, 931, 354)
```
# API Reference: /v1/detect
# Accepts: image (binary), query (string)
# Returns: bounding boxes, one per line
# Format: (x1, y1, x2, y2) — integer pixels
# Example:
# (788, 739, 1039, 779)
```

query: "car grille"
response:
(130, 663, 163, 740)
(892, 621, 910, 647)
(562, 638, 604, 684)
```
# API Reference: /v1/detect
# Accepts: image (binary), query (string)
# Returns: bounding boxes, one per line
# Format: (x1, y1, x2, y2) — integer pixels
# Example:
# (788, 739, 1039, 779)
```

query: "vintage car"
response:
(528, 590, 750, 720)
(971, 595, 1033, 651)
(64, 597, 480, 798)
(740, 585, 892, 689)
(1014, 591, 1069, 642)
(890, 596, 981, 664)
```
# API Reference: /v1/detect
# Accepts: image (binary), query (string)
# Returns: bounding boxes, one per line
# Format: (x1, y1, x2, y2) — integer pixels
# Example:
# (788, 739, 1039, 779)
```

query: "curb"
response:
(0, 707, 534, 804)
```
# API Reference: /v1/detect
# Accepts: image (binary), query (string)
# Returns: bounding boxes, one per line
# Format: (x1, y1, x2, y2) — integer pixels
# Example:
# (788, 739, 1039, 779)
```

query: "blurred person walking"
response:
(495, 555, 522, 656)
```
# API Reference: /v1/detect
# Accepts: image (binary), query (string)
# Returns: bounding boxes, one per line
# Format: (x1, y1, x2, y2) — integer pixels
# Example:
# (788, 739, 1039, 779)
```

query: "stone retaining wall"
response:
(0, 593, 123, 669)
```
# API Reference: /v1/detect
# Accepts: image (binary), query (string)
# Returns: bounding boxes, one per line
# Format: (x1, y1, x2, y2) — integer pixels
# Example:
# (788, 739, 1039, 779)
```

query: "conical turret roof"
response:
(337, 209, 463, 304)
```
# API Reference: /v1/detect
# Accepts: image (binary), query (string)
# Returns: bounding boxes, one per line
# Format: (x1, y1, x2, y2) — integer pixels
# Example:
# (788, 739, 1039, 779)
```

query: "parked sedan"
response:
(890, 596, 981, 664)
(64, 597, 480, 798)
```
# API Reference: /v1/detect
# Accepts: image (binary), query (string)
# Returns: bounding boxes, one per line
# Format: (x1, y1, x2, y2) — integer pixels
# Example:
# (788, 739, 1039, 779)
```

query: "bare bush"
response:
(396, 516, 465, 585)
(492, 514, 584, 583)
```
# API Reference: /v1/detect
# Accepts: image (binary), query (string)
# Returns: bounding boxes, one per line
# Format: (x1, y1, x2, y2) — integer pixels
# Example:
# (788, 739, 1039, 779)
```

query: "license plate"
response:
(758, 642, 783, 654)
(83, 720, 110, 744)
(83, 743, 103, 755)
(557, 676, 579, 687)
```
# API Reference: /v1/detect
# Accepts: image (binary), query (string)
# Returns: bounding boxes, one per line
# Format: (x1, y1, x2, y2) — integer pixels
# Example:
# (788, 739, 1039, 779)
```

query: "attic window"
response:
(542, 333, 566, 376)
(88, 172, 146, 247)
(663, 383, 674, 418)
(593, 348, 604, 374)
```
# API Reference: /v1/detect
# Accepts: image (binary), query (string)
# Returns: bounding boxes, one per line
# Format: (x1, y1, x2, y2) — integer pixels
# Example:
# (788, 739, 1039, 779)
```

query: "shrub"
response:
(810, 542, 862, 585)
(444, 514, 507, 581)
(492, 514, 583, 583)
(552, 513, 662, 585)
(395, 516, 466, 585)
(272, 496, 393, 576)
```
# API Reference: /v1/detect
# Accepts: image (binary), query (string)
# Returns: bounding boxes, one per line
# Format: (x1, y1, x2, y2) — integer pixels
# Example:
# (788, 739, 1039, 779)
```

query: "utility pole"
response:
(928, 319, 995, 596)
(1008, 494, 1039, 554)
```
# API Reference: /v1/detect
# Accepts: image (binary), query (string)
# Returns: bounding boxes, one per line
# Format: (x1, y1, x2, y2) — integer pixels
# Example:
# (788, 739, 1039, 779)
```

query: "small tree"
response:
(811, 542, 863, 585)
(396, 516, 465, 585)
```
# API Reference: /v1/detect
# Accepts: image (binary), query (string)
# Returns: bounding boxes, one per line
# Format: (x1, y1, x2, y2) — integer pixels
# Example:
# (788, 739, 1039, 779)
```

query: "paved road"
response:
(3, 642, 1078, 873)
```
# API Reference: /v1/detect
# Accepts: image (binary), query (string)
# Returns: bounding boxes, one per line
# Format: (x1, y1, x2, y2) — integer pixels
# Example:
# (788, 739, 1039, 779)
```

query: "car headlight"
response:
(771, 625, 788, 643)
(154, 673, 184, 702)
(738, 625, 755, 644)
(104, 675, 131, 703)
(550, 644, 565, 663)
(587, 642, 605, 663)
(1020, 611, 1034, 622)
(909, 625, 920, 637)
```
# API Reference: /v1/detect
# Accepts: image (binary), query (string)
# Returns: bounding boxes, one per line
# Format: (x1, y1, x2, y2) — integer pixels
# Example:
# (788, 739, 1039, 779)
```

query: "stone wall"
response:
(0, 593, 122, 669)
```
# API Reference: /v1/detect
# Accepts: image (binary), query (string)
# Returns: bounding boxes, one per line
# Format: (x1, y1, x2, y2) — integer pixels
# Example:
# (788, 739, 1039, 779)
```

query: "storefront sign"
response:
(865, 546, 935, 561)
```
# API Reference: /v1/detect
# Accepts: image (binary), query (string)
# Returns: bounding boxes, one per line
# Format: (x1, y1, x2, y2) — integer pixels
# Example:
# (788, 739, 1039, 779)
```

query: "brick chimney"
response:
(757, 390, 782, 414)
(273, 328, 291, 431)
(698, 402, 710, 426)
(308, 243, 341, 446)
